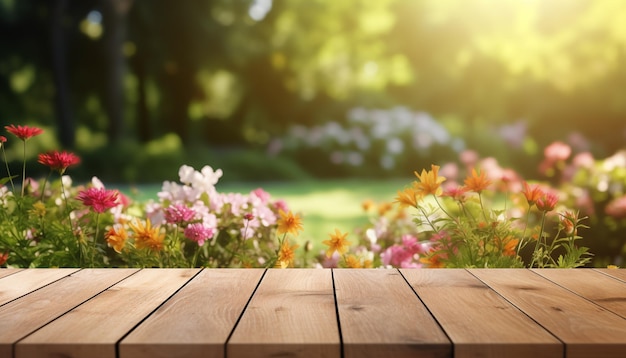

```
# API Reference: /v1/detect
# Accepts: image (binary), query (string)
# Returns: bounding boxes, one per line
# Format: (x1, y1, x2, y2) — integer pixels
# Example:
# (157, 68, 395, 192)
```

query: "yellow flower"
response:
(463, 168, 492, 193)
(607, 265, 619, 269)
(414, 164, 446, 196)
(276, 210, 303, 236)
(276, 240, 299, 268)
(322, 229, 351, 258)
(105, 225, 128, 253)
(30, 201, 47, 217)
(343, 254, 371, 268)
(394, 187, 422, 208)
(129, 219, 165, 251)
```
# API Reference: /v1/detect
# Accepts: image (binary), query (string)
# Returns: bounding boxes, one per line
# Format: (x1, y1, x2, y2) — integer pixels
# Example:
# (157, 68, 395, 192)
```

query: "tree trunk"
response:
(50, 0, 75, 149)
(101, 0, 133, 142)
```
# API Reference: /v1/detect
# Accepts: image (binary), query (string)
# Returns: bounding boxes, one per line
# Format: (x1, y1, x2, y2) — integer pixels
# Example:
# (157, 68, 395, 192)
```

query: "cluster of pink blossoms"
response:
(144, 165, 288, 247)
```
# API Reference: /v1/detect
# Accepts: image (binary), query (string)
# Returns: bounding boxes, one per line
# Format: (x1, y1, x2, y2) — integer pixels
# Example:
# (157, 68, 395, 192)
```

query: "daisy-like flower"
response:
(560, 210, 578, 236)
(129, 219, 165, 251)
(276, 240, 299, 268)
(184, 223, 215, 246)
(38, 151, 81, 175)
(463, 168, 492, 193)
(0, 136, 6, 143)
(5, 124, 43, 140)
(322, 229, 351, 258)
(105, 225, 128, 253)
(414, 164, 446, 196)
(76, 187, 119, 213)
(522, 182, 544, 206)
(394, 187, 421, 208)
(276, 210, 303, 236)
(536, 191, 559, 212)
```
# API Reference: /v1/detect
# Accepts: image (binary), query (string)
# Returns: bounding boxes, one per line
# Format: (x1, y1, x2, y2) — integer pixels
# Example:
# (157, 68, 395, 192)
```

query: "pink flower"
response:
(251, 188, 271, 204)
(5, 124, 43, 141)
(38, 151, 81, 174)
(184, 223, 215, 246)
(164, 204, 196, 225)
(544, 141, 571, 162)
(76, 187, 119, 213)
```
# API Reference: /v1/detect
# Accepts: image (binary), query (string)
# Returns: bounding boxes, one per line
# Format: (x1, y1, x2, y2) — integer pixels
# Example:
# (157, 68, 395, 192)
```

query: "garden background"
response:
(1, 0, 626, 267)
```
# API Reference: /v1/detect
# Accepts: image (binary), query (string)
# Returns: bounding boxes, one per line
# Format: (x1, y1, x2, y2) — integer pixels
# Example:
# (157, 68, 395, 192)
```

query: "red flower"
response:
(537, 192, 559, 212)
(76, 187, 119, 213)
(0, 251, 8, 266)
(0, 136, 6, 143)
(5, 125, 44, 141)
(38, 151, 81, 174)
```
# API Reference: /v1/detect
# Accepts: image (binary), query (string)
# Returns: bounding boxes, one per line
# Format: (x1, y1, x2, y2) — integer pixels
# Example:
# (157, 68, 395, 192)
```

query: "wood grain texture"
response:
(120, 268, 265, 358)
(402, 269, 562, 358)
(0, 268, 22, 279)
(227, 269, 340, 358)
(334, 269, 450, 358)
(595, 267, 626, 282)
(470, 268, 626, 358)
(0, 268, 79, 305)
(0, 268, 137, 358)
(533, 268, 626, 318)
(15, 268, 198, 358)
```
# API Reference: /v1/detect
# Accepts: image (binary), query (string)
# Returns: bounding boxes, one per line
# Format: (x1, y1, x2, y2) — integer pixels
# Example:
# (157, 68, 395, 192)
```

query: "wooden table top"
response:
(0, 268, 625, 358)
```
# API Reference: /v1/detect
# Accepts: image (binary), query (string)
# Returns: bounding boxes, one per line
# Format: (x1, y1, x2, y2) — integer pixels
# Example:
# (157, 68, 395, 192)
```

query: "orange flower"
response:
(362, 199, 375, 212)
(394, 187, 421, 208)
(0, 251, 8, 266)
(343, 254, 363, 268)
(414, 164, 446, 196)
(463, 168, 492, 193)
(496, 236, 519, 257)
(105, 225, 128, 253)
(322, 229, 351, 258)
(377, 202, 393, 216)
(129, 219, 165, 251)
(419, 252, 445, 268)
(276, 210, 303, 236)
(522, 182, 544, 206)
(277, 240, 299, 268)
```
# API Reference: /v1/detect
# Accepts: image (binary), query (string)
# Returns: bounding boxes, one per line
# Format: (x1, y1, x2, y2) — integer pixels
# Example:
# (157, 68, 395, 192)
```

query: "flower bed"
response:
(0, 124, 622, 269)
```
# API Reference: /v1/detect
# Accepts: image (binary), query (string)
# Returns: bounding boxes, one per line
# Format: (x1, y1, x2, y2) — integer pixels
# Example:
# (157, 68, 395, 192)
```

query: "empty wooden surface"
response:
(1, 268, 625, 358)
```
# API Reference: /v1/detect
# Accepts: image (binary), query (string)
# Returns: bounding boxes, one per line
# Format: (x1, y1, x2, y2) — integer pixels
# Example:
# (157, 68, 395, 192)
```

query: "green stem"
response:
(1, 144, 15, 194)
(20, 140, 26, 197)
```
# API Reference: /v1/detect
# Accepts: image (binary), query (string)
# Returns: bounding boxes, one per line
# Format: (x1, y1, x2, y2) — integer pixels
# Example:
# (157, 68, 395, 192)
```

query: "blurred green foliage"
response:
(1, 0, 625, 182)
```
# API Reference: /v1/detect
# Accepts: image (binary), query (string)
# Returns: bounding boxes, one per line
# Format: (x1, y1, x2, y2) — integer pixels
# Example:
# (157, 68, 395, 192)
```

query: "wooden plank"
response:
(402, 269, 562, 358)
(334, 269, 450, 358)
(0, 268, 23, 279)
(0, 268, 79, 306)
(15, 268, 198, 358)
(227, 269, 340, 358)
(470, 268, 626, 358)
(533, 268, 626, 318)
(0, 268, 138, 358)
(120, 269, 265, 358)
(595, 268, 626, 282)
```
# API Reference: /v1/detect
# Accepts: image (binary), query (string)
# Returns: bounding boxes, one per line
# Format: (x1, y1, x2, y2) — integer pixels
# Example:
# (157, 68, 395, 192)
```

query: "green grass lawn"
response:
(121, 178, 412, 253)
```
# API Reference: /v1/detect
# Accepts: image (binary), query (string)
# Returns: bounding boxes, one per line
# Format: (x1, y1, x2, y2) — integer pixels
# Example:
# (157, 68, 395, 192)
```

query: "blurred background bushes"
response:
(1, 0, 625, 183)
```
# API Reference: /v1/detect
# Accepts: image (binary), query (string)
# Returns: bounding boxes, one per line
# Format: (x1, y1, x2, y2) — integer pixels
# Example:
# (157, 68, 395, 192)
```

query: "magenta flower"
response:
(76, 187, 119, 213)
(164, 204, 196, 225)
(184, 223, 215, 246)
(38, 151, 81, 174)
